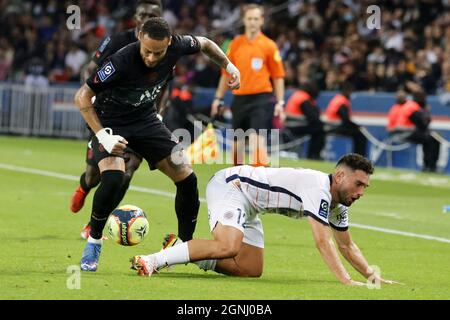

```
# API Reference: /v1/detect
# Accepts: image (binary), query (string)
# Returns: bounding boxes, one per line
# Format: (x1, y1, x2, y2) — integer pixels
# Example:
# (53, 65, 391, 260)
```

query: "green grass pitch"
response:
(0, 135, 449, 300)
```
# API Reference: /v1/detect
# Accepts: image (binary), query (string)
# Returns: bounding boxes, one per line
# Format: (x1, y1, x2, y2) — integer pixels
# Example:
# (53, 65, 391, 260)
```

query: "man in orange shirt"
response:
(325, 82, 367, 156)
(211, 4, 285, 166)
(284, 82, 325, 160)
(386, 90, 407, 133)
(389, 90, 440, 172)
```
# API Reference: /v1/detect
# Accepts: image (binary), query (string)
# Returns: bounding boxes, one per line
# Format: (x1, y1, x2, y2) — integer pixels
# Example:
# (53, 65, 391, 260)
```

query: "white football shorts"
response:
(205, 169, 264, 248)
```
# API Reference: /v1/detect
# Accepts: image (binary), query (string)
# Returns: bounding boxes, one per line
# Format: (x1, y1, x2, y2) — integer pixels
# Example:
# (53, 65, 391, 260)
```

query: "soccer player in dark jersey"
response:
(75, 17, 241, 271)
(70, 0, 163, 240)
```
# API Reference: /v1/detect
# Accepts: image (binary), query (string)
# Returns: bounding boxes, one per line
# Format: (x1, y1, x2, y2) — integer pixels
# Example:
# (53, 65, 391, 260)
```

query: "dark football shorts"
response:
(230, 93, 275, 132)
(85, 136, 143, 167)
(90, 115, 180, 170)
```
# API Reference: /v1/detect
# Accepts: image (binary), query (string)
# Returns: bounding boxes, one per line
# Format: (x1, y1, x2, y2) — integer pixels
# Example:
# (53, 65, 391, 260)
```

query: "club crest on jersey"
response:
(98, 61, 115, 82)
(318, 199, 329, 219)
(224, 211, 234, 220)
(251, 58, 263, 71)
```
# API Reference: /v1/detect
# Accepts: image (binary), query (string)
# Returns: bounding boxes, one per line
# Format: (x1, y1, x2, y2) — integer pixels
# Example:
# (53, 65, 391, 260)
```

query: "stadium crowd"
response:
(0, 0, 450, 94)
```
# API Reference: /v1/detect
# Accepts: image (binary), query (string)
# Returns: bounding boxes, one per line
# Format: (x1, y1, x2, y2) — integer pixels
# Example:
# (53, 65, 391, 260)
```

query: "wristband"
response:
(96, 127, 123, 154)
(226, 62, 239, 76)
(95, 127, 112, 143)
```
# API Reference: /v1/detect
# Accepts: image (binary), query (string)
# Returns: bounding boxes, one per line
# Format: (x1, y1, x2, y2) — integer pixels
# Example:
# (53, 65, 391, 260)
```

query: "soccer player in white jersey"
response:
(131, 153, 400, 286)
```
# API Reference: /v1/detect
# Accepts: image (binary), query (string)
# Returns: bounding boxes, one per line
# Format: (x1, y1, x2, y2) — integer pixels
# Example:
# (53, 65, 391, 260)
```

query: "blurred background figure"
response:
(386, 89, 408, 133)
(325, 82, 368, 156)
(284, 82, 325, 160)
(211, 3, 285, 167)
(0, 0, 449, 174)
(163, 80, 195, 142)
(24, 57, 48, 87)
(388, 89, 441, 172)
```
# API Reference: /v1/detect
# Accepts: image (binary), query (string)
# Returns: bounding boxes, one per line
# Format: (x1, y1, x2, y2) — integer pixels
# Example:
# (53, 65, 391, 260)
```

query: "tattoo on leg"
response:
(167, 155, 188, 174)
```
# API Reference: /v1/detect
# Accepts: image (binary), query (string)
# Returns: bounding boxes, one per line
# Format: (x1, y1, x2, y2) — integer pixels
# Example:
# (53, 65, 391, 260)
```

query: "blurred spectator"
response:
(284, 82, 325, 160)
(65, 42, 88, 82)
(191, 55, 220, 88)
(0, 0, 447, 96)
(0, 38, 14, 81)
(163, 83, 195, 140)
(388, 89, 441, 172)
(325, 82, 368, 156)
(24, 57, 48, 87)
(48, 41, 70, 83)
(386, 90, 408, 133)
(441, 60, 450, 92)
(38, 15, 57, 42)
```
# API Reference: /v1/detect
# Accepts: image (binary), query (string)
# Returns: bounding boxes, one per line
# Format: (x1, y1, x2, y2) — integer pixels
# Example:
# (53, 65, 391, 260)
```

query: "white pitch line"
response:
(0, 162, 448, 244)
(0, 163, 206, 201)
(350, 223, 450, 244)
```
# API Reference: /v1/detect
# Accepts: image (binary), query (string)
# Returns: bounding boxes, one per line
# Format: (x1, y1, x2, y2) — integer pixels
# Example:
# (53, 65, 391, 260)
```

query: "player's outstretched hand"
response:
(226, 63, 240, 90)
(380, 278, 404, 285)
(345, 280, 367, 286)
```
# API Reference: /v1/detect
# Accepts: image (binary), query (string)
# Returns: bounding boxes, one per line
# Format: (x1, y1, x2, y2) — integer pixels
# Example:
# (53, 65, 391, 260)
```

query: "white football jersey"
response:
(224, 165, 349, 231)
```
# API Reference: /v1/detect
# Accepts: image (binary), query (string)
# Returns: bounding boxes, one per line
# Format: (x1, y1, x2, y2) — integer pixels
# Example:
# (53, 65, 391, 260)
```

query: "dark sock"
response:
(111, 175, 131, 209)
(175, 172, 200, 241)
(79, 173, 92, 193)
(89, 170, 124, 240)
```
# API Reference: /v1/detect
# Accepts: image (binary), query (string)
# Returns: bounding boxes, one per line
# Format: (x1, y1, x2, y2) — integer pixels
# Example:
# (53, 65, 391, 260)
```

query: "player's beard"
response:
(145, 60, 157, 67)
(141, 54, 158, 68)
(338, 189, 354, 207)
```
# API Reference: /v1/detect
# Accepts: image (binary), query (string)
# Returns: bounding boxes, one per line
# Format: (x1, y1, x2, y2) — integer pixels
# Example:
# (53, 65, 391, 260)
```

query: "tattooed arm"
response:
(197, 36, 240, 90)
(74, 84, 127, 154)
(74, 84, 103, 134)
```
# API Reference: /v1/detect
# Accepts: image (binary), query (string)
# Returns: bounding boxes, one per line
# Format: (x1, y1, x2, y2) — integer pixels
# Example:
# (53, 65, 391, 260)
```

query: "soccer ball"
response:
(106, 205, 149, 246)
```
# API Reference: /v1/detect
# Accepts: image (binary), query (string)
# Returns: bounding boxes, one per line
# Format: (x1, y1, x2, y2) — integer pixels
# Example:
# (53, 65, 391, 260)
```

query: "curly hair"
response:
(140, 17, 171, 40)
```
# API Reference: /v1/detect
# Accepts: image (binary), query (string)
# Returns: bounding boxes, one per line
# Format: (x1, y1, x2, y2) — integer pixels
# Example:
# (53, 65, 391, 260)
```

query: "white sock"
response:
(153, 242, 190, 269)
(194, 259, 217, 272)
(87, 235, 102, 245)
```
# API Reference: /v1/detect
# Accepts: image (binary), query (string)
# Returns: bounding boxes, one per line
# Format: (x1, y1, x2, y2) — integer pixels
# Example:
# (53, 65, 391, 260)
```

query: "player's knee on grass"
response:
(215, 238, 242, 259)
(227, 245, 263, 277)
(241, 264, 263, 277)
(215, 256, 262, 277)
(232, 266, 262, 278)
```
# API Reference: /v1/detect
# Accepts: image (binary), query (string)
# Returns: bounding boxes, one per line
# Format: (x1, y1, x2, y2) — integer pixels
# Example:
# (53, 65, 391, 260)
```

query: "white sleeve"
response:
(302, 188, 331, 226)
(328, 204, 349, 231)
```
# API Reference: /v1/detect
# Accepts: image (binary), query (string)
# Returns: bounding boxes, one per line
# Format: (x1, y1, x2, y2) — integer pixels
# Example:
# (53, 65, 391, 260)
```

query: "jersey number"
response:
(237, 208, 245, 226)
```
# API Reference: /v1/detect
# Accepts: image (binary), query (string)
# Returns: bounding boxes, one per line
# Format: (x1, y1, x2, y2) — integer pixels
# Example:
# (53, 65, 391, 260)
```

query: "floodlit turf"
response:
(1, 135, 449, 300)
